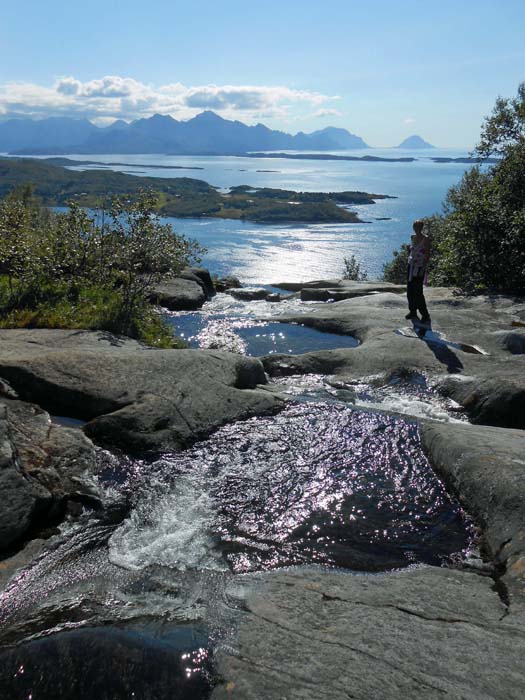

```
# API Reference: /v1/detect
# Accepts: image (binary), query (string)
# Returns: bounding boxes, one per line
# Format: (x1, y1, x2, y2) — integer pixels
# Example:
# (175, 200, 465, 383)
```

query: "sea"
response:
(36, 147, 477, 284)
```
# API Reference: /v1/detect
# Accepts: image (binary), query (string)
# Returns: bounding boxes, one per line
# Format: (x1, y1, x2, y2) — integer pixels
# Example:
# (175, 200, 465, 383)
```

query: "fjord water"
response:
(54, 147, 474, 281)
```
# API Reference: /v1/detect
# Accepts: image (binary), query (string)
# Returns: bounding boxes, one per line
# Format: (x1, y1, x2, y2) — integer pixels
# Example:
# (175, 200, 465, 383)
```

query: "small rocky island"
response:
(1, 270, 524, 698)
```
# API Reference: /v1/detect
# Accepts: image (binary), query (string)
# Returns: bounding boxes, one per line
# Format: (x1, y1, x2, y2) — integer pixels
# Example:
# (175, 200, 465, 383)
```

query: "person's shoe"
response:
(405, 312, 419, 320)
(419, 316, 432, 326)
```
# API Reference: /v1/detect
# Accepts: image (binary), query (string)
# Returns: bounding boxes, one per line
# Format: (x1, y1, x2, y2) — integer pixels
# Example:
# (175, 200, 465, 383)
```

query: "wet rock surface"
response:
(1, 281, 525, 699)
(1, 397, 100, 550)
(421, 420, 525, 605)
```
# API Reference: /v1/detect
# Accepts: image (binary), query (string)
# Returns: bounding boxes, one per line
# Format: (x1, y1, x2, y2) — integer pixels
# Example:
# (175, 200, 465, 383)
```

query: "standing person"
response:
(405, 219, 431, 325)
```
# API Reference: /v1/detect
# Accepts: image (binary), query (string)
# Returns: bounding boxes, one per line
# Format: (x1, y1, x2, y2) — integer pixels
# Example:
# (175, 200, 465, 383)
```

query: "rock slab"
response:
(213, 567, 525, 700)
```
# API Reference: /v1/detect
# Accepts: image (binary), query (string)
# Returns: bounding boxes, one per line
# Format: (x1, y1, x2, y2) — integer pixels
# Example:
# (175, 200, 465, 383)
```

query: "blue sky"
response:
(1, 0, 524, 147)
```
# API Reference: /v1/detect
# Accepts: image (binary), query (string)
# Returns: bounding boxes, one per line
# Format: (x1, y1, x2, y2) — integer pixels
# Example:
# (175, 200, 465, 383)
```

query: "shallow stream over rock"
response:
(0, 384, 475, 698)
(0, 295, 482, 699)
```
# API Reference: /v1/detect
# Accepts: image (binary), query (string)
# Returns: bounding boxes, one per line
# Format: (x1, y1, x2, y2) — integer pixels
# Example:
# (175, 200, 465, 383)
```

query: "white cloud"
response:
(313, 108, 343, 118)
(404, 117, 416, 125)
(0, 76, 337, 124)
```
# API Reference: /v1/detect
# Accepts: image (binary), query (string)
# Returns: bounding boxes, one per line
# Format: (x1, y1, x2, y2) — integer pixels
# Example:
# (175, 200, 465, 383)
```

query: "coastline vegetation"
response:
(0, 157, 390, 224)
(383, 84, 525, 294)
(0, 187, 203, 346)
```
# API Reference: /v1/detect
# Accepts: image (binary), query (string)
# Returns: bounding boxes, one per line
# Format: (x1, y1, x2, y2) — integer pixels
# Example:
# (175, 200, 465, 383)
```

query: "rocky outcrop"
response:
(272, 279, 405, 301)
(213, 567, 524, 700)
(0, 329, 281, 454)
(261, 287, 525, 428)
(0, 397, 100, 551)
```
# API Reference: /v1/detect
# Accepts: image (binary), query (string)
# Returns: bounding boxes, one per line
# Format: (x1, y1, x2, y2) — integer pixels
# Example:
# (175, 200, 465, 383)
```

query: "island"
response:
(397, 134, 435, 148)
(0, 156, 394, 224)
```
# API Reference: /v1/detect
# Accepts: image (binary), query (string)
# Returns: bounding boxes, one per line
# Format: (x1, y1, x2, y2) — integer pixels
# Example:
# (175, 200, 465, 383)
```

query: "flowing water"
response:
(0, 377, 474, 698)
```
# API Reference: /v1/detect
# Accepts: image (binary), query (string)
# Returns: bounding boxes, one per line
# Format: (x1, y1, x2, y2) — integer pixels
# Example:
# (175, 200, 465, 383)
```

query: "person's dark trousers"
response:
(406, 272, 429, 318)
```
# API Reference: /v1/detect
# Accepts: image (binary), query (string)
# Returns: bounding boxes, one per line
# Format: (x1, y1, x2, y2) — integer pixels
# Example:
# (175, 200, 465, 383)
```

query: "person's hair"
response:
(413, 219, 425, 234)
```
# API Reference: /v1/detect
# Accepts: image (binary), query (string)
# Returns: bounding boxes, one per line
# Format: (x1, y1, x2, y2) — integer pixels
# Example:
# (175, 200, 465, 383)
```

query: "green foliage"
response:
(477, 82, 525, 157)
(342, 254, 368, 281)
(0, 190, 203, 344)
(382, 243, 410, 284)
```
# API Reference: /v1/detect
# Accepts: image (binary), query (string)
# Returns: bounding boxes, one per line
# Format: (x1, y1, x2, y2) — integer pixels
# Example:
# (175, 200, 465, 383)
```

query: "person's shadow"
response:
(412, 321, 464, 373)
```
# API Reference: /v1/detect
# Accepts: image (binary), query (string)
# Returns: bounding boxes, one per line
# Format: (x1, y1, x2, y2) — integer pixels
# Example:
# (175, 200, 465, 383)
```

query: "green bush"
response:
(342, 254, 368, 281)
(382, 244, 410, 284)
(0, 188, 203, 345)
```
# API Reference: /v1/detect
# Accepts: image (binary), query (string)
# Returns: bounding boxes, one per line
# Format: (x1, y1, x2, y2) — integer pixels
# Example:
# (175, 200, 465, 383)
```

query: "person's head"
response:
(412, 219, 425, 237)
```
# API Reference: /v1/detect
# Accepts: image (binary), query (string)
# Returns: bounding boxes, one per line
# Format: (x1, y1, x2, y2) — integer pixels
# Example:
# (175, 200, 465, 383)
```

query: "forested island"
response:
(0, 157, 392, 223)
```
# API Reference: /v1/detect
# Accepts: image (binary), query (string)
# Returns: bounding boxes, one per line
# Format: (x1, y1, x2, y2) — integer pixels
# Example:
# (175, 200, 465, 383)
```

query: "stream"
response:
(0, 293, 476, 699)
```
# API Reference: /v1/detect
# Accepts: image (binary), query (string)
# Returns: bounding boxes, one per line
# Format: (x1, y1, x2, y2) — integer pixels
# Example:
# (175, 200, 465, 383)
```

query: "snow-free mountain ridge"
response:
(1, 111, 370, 155)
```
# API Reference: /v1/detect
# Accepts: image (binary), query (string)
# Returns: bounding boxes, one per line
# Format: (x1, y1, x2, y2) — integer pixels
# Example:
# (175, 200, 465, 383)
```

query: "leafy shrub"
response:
(382, 244, 410, 284)
(342, 254, 368, 281)
(0, 188, 203, 344)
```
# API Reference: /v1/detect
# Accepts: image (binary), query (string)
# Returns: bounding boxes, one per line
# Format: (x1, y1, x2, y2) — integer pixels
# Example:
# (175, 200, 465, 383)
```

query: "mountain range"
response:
(0, 112, 371, 155)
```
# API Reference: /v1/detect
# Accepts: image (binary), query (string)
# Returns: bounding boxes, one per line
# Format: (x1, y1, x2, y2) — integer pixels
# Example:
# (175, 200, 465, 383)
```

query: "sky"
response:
(1, 0, 524, 147)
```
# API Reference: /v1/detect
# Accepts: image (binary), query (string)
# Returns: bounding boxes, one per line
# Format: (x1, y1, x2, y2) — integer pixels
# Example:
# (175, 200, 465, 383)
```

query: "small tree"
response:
(107, 191, 204, 334)
(342, 254, 368, 281)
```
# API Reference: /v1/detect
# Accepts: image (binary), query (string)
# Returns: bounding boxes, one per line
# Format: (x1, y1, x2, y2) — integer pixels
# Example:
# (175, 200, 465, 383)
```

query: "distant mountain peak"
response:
(397, 134, 435, 149)
(192, 110, 224, 123)
(149, 113, 177, 123)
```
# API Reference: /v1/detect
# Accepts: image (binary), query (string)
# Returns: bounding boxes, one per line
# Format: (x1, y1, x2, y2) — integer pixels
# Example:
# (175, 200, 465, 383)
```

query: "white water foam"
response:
(353, 392, 466, 423)
(108, 472, 227, 573)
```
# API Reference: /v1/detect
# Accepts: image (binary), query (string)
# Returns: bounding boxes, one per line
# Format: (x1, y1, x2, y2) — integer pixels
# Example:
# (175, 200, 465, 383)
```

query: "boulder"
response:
(214, 275, 242, 292)
(179, 267, 215, 297)
(0, 396, 102, 551)
(149, 277, 206, 311)
(226, 288, 270, 302)
(438, 369, 525, 429)
(0, 330, 281, 454)
(0, 405, 51, 549)
(492, 329, 525, 354)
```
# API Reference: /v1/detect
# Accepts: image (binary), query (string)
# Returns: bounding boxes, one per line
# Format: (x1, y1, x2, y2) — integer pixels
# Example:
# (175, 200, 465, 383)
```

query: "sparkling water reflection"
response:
(109, 402, 473, 574)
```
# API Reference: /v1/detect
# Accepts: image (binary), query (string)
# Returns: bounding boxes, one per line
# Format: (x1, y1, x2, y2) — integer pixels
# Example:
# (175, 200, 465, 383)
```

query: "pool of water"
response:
(108, 402, 473, 575)
(168, 314, 359, 355)
(0, 625, 215, 700)
(164, 290, 359, 355)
